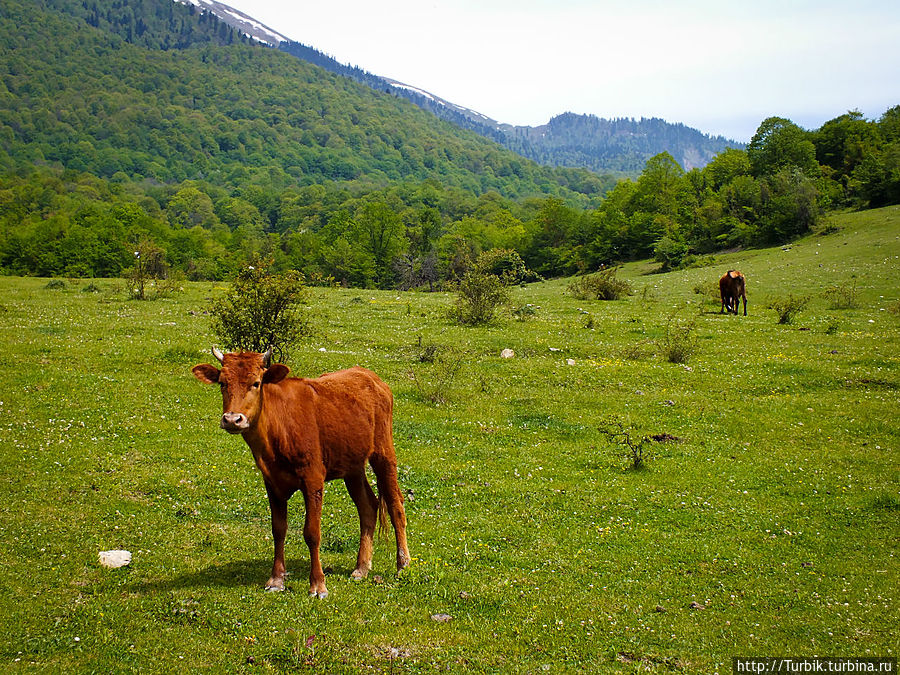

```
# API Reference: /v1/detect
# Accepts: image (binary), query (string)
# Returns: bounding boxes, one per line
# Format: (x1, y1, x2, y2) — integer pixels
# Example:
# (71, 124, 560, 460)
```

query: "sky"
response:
(218, 0, 899, 143)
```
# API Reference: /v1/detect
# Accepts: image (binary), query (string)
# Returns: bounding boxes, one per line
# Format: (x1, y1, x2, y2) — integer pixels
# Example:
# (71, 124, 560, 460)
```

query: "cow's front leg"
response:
(302, 481, 328, 598)
(265, 485, 288, 592)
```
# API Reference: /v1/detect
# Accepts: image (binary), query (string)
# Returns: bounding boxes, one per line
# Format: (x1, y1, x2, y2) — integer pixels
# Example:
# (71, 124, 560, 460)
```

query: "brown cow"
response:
(192, 348, 410, 597)
(719, 270, 747, 316)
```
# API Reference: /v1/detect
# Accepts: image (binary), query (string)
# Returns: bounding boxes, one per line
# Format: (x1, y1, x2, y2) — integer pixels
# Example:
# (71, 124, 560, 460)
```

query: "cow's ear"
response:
(192, 364, 220, 384)
(263, 363, 290, 384)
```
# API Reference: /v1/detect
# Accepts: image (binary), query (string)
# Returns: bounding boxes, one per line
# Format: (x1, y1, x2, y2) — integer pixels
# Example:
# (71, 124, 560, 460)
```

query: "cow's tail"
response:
(376, 493, 390, 541)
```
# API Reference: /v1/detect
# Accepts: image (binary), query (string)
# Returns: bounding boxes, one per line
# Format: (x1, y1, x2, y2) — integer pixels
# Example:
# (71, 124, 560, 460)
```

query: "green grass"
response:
(1, 207, 898, 673)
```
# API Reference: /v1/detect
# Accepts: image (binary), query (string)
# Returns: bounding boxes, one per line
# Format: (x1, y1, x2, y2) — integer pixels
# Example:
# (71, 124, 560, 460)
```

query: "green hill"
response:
(0, 0, 610, 202)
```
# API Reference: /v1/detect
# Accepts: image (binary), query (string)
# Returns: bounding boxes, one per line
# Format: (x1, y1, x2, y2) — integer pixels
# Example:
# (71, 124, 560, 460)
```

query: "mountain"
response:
(1, 0, 611, 203)
(187, 0, 744, 174)
(501, 113, 740, 174)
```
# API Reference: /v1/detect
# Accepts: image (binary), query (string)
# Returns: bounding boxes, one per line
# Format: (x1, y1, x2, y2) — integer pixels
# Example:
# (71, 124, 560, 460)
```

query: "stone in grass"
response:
(430, 613, 452, 623)
(500, 349, 515, 359)
(99, 550, 132, 569)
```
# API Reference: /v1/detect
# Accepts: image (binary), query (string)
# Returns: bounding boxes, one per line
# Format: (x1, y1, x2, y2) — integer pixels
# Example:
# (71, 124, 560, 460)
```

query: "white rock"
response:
(500, 349, 515, 359)
(566, 359, 576, 366)
(99, 550, 132, 569)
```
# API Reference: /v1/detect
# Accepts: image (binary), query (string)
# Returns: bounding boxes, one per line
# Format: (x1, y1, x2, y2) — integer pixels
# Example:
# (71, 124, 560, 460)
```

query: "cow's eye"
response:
(252, 381, 261, 389)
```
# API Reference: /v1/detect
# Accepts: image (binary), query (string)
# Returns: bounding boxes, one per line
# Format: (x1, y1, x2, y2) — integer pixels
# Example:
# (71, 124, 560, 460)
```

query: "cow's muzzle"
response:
(220, 412, 249, 433)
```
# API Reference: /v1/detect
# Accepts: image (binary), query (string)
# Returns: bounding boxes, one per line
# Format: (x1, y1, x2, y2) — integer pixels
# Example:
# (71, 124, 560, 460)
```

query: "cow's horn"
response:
(212, 347, 225, 364)
(262, 346, 273, 367)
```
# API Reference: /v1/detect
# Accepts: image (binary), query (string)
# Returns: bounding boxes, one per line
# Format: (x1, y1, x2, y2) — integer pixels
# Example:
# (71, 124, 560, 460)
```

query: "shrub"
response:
(209, 260, 310, 363)
(598, 420, 651, 470)
(622, 339, 653, 361)
(511, 304, 537, 321)
(567, 267, 632, 301)
(693, 280, 720, 302)
(407, 344, 464, 404)
(44, 279, 66, 290)
(657, 312, 698, 364)
(451, 270, 508, 325)
(823, 280, 859, 309)
(768, 294, 810, 325)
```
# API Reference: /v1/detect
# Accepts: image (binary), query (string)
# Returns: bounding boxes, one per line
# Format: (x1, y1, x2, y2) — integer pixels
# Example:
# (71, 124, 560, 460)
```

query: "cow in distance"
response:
(192, 348, 410, 598)
(719, 270, 747, 316)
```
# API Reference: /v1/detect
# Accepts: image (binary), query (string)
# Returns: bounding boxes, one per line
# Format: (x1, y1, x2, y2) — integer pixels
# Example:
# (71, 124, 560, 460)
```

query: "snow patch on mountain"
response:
(174, 0, 289, 45)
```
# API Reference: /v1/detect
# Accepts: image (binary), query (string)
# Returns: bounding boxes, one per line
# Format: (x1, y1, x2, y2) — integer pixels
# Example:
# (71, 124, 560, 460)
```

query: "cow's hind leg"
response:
(344, 470, 378, 580)
(370, 453, 410, 572)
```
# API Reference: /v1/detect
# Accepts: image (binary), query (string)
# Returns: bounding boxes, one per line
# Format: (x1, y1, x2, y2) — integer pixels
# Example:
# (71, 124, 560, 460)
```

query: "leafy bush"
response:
(657, 312, 698, 364)
(44, 279, 66, 290)
(768, 294, 810, 325)
(511, 304, 537, 321)
(209, 261, 310, 363)
(567, 267, 632, 301)
(451, 270, 508, 325)
(451, 250, 530, 326)
(823, 280, 859, 309)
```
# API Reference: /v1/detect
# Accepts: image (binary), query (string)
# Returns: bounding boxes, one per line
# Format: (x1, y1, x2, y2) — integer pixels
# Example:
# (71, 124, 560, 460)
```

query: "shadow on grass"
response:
(129, 558, 359, 594)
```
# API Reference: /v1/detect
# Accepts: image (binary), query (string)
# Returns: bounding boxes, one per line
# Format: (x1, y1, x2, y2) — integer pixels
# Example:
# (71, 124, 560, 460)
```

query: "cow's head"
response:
(192, 348, 290, 434)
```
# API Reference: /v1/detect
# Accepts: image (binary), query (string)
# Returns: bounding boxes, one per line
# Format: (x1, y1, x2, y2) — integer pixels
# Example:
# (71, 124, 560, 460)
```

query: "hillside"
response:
(0, 0, 610, 203)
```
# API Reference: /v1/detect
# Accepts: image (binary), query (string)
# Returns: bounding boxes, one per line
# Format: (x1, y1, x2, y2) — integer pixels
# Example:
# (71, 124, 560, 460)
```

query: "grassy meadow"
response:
(1, 206, 898, 673)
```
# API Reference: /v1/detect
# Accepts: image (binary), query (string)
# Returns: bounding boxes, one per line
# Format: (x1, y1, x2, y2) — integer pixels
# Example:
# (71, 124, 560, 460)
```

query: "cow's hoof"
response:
(309, 588, 329, 599)
(350, 567, 370, 581)
(397, 550, 411, 570)
(265, 576, 285, 592)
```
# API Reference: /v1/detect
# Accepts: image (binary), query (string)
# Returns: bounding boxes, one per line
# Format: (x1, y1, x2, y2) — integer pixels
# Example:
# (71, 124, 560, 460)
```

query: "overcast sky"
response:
(219, 0, 899, 143)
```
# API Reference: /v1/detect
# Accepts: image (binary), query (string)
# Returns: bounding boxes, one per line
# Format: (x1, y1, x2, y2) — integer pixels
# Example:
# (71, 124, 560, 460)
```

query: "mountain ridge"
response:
(186, 0, 745, 174)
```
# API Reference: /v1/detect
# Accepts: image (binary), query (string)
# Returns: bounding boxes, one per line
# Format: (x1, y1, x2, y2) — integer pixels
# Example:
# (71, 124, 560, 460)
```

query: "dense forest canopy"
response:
(1, 0, 898, 287)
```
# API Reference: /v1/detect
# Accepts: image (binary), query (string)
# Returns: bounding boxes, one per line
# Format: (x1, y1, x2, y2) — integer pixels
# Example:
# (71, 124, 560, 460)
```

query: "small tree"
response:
(209, 260, 310, 363)
(125, 238, 169, 300)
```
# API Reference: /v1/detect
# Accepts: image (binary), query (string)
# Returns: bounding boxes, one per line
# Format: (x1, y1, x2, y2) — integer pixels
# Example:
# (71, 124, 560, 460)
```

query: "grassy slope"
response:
(0, 207, 897, 673)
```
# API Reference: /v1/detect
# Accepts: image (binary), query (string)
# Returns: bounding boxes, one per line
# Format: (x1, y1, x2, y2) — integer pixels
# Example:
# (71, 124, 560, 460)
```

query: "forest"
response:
(1, 0, 898, 287)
